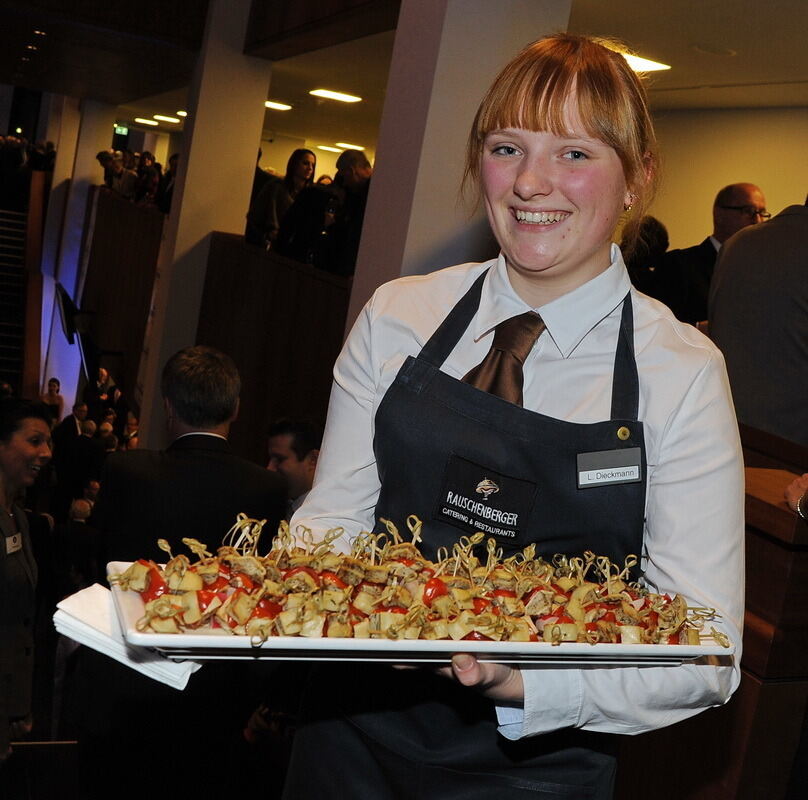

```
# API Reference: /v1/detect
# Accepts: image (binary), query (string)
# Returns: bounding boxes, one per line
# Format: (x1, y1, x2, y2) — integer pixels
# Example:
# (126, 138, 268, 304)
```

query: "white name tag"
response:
(5, 533, 22, 554)
(577, 447, 643, 489)
(579, 465, 640, 485)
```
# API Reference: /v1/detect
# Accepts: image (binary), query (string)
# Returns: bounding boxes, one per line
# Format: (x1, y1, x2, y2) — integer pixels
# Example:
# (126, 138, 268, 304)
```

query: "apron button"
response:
(617, 426, 631, 441)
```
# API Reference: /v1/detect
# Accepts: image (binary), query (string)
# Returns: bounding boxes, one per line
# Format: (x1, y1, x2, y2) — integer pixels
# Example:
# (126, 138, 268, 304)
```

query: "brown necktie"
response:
(462, 311, 545, 406)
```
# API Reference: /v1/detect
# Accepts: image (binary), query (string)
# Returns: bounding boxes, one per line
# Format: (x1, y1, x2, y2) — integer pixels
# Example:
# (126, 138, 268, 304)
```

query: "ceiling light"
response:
(33, 30, 47, 36)
(310, 89, 362, 103)
(621, 53, 670, 72)
(265, 101, 292, 111)
(335, 142, 364, 150)
(134, 117, 159, 126)
(26, 44, 38, 51)
(317, 145, 343, 153)
(153, 114, 180, 123)
(176, 110, 188, 117)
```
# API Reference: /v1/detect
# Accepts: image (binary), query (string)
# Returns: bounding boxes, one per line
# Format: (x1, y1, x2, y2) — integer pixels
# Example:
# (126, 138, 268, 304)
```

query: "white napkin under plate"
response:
(53, 583, 202, 690)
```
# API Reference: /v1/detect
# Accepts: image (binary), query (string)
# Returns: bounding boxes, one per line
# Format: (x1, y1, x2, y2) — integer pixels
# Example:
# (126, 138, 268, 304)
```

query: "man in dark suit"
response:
(51, 402, 87, 456)
(653, 182, 767, 324)
(92, 346, 286, 561)
(73, 347, 287, 798)
(709, 198, 808, 446)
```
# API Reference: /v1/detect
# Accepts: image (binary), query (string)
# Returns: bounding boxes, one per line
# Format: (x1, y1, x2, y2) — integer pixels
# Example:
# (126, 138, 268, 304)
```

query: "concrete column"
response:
(137, 0, 272, 447)
(347, 0, 572, 328)
(41, 98, 115, 408)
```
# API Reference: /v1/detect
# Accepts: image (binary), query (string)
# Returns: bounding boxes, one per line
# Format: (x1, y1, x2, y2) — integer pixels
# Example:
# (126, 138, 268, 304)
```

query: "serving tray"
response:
(108, 562, 734, 665)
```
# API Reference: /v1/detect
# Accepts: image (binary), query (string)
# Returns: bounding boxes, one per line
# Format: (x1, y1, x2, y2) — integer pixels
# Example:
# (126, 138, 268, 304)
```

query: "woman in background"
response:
(0, 399, 51, 768)
(39, 377, 64, 424)
(247, 148, 316, 247)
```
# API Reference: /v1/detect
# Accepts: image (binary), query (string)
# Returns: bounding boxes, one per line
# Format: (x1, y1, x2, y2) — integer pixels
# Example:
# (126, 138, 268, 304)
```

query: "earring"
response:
(624, 194, 635, 212)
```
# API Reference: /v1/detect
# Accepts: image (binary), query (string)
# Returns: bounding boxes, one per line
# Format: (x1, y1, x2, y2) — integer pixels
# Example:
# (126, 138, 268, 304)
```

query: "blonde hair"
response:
(463, 34, 658, 256)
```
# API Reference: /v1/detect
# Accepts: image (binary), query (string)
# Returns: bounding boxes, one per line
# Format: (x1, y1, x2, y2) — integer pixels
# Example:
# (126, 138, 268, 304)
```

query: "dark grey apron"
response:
(284, 270, 646, 799)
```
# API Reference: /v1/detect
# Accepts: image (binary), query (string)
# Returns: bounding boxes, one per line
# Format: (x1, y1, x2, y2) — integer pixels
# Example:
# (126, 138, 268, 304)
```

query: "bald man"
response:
(653, 182, 767, 325)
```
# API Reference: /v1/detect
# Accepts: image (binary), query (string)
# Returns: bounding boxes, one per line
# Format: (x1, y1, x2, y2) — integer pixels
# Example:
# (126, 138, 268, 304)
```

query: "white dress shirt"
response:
(292, 245, 745, 739)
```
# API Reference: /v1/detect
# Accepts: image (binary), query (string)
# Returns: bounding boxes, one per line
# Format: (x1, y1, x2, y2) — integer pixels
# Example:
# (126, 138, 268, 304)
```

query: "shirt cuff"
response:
(495, 667, 581, 740)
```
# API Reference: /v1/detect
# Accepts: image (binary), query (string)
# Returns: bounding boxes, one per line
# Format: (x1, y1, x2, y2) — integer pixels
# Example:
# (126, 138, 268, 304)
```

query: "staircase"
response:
(0, 208, 27, 391)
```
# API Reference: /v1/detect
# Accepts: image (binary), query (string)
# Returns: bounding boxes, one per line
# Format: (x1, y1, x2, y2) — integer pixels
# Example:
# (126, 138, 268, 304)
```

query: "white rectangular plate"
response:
(108, 562, 735, 665)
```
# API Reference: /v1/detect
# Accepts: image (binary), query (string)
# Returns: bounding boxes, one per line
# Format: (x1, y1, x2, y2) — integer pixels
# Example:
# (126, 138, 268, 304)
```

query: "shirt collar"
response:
(475, 244, 632, 358)
(172, 431, 228, 443)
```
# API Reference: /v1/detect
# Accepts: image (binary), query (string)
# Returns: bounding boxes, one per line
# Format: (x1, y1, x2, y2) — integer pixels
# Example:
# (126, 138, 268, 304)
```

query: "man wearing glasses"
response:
(654, 182, 768, 325)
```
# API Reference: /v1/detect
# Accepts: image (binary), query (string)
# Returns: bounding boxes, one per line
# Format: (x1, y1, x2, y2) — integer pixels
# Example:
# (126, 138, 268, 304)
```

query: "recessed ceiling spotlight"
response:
(265, 101, 292, 111)
(310, 89, 362, 103)
(176, 110, 188, 117)
(26, 44, 38, 51)
(317, 145, 343, 152)
(690, 43, 737, 57)
(335, 142, 364, 150)
(154, 114, 181, 123)
(621, 53, 670, 72)
(134, 117, 159, 126)
(33, 30, 47, 36)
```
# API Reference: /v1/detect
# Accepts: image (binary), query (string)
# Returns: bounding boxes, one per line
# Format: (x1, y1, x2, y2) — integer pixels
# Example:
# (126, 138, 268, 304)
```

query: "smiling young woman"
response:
(1, 399, 52, 766)
(283, 34, 743, 800)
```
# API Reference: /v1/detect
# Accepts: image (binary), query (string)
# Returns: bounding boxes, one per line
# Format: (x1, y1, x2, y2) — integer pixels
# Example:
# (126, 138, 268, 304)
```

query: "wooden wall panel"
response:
(196, 232, 350, 465)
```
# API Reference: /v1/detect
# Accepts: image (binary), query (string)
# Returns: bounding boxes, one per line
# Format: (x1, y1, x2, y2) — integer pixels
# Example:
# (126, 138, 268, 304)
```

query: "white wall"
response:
(649, 106, 808, 249)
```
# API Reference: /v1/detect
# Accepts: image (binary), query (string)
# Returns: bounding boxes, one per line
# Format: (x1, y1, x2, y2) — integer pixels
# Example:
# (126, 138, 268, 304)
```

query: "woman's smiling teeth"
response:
(514, 209, 570, 224)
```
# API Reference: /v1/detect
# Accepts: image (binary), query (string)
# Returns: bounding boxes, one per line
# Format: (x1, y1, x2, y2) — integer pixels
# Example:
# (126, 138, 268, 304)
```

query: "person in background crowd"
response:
(135, 151, 160, 205)
(108, 154, 137, 201)
(709, 196, 808, 446)
(0, 399, 51, 773)
(53, 498, 104, 598)
(285, 34, 744, 799)
(82, 479, 100, 506)
(120, 414, 139, 450)
(330, 148, 373, 276)
(274, 182, 341, 270)
(83, 367, 116, 423)
(51, 402, 87, 455)
(620, 214, 668, 295)
(316, 174, 333, 185)
(156, 153, 179, 214)
(95, 150, 114, 188)
(73, 346, 287, 798)
(246, 148, 316, 247)
(652, 182, 767, 325)
(266, 419, 323, 518)
(40, 377, 64, 424)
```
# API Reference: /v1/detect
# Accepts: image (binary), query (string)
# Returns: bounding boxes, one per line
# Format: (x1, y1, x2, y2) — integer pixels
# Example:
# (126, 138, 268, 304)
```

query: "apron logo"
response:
(475, 478, 499, 501)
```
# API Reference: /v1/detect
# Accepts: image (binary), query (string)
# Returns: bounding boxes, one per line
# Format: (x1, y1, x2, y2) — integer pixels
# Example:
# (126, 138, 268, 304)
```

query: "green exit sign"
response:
(114, 125, 129, 135)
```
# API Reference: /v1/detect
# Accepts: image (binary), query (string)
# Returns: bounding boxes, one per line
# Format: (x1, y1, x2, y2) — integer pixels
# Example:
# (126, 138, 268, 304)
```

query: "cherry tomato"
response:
(231, 573, 255, 591)
(600, 611, 617, 623)
(283, 566, 321, 586)
(320, 571, 348, 589)
(490, 589, 516, 598)
(422, 577, 449, 607)
(472, 597, 491, 614)
(139, 561, 168, 603)
(555, 614, 575, 625)
(253, 598, 283, 619)
(462, 631, 493, 641)
(382, 605, 408, 614)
